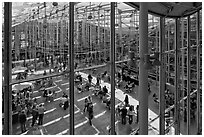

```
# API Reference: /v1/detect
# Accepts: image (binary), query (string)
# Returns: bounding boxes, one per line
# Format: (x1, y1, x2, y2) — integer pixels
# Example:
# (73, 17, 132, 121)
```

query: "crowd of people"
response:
(10, 84, 47, 133)
(75, 70, 140, 132)
(9, 58, 199, 135)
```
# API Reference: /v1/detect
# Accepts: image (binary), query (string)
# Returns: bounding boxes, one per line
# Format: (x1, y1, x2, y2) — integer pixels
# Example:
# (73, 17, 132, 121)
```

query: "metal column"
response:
(69, 2, 75, 135)
(3, 2, 12, 135)
(174, 18, 181, 135)
(186, 16, 191, 135)
(181, 18, 185, 112)
(97, 7, 101, 61)
(167, 24, 170, 83)
(159, 17, 166, 135)
(118, 9, 122, 59)
(110, 2, 116, 135)
(139, 2, 149, 135)
(196, 10, 201, 135)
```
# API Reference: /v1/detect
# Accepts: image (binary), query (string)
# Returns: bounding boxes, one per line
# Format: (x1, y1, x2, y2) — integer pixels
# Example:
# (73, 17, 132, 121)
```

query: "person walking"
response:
(88, 95, 92, 104)
(88, 102, 94, 126)
(19, 110, 27, 133)
(63, 98, 69, 110)
(31, 105, 38, 127)
(83, 98, 89, 112)
(38, 104, 46, 125)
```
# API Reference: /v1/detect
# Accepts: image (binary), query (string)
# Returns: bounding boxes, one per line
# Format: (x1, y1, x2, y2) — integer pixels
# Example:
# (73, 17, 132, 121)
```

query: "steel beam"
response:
(110, 2, 116, 135)
(139, 2, 149, 135)
(69, 2, 75, 135)
(3, 2, 12, 135)
(159, 17, 166, 135)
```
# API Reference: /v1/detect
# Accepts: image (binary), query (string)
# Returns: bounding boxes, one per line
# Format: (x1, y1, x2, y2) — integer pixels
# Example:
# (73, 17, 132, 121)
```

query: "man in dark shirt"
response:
(31, 105, 38, 127)
(19, 110, 27, 133)
(102, 86, 108, 96)
(88, 102, 94, 126)
(64, 99, 69, 110)
(121, 106, 127, 125)
(88, 74, 93, 84)
(96, 74, 101, 86)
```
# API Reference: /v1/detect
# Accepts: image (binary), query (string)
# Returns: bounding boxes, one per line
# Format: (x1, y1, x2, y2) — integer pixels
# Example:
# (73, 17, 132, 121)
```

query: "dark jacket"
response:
(121, 107, 127, 116)
(19, 112, 27, 123)
(64, 100, 69, 108)
(32, 108, 38, 118)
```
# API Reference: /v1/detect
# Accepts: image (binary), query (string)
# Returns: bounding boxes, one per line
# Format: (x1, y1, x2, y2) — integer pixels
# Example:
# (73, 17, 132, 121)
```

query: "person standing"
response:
(128, 105, 134, 125)
(31, 105, 38, 127)
(121, 105, 127, 125)
(88, 102, 94, 126)
(38, 104, 46, 125)
(96, 74, 101, 86)
(102, 86, 108, 95)
(88, 74, 93, 84)
(19, 110, 27, 133)
(124, 95, 129, 107)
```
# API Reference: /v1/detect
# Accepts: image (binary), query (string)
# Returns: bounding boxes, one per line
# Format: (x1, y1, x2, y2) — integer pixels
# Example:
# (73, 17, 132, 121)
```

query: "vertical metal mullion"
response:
(139, 2, 149, 135)
(186, 15, 191, 135)
(181, 18, 185, 112)
(174, 18, 180, 135)
(110, 2, 116, 135)
(3, 2, 12, 135)
(69, 2, 75, 135)
(196, 10, 201, 135)
(103, 10, 106, 58)
(159, 17, 166, 135)
(118, 9, 122, 59)
(97, 7, 101, 61)
(167, 24, 170, 83)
